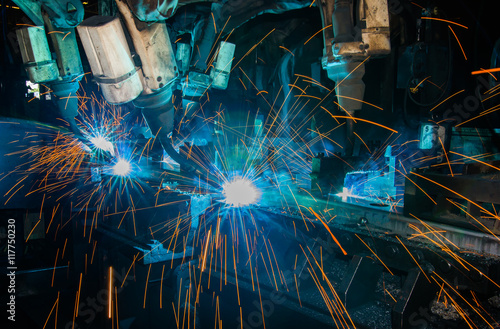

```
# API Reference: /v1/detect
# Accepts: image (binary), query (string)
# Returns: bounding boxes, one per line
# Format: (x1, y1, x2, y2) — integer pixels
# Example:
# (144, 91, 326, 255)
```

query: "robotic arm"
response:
(13, 0, 390, 183)
(317, 0, 390, 155)
(11, 0, 84, 28)
(14, 0, 85, 133)
(76, 0, 235, 185)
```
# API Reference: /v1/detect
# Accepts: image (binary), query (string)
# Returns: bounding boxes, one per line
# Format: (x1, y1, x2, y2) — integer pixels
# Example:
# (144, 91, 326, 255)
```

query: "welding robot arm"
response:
(174, 0, 391, 160)
(176, 0, 390, 159)
(76, 0, 236, 187)
(316, 0, 391, 156)
(11, 0, 84, 28)
(14, 0, 85, 134)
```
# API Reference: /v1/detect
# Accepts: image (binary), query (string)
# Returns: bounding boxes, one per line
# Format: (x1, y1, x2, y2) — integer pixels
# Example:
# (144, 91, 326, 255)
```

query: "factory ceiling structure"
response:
(1, 0, 500, 328)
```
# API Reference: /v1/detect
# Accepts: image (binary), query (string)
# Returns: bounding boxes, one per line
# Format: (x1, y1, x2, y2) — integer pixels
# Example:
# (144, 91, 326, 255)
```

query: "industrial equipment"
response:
(1, 0, 499, 329)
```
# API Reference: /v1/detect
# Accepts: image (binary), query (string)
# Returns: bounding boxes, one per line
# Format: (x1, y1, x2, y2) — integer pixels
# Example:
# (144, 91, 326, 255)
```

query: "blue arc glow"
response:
(89, 135, 115, 155)
(112, 158, 132, 177)
(222, 177, 260, 207)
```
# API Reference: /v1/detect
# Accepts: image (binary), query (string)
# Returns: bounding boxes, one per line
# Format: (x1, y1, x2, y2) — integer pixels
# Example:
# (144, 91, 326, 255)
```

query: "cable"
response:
(403, 28, 454, 128)
(406, 35, 453, 107)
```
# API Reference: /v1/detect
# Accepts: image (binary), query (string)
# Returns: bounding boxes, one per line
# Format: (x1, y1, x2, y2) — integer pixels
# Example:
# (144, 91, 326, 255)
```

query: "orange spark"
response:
(430, 89, 465, 112)
(448, 25, 467, 60)
(309, 208, 347, 255)
(420, 17, 468, 29)
(471, 67, 500, 76)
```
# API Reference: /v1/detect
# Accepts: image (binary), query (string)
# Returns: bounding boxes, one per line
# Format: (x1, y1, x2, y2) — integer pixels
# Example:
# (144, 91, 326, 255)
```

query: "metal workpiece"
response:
(339, 255, 383, 309)
(404, 171, 500, 235)
(0, 119, 58, 209)
(250, 206, 500, 326)
(181, 203, 500, 328)
(262, 202, 500, 267)
(98, 179, 192, 246)
(392, 268, 438, 329)
(293, 192, 500, 257)
(256, 200, 500, 305)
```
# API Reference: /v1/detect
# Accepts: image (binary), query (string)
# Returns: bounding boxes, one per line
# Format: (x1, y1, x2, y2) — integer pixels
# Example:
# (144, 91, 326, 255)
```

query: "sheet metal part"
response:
(173, 204, 500, 328)
(404, 171, 500, 235)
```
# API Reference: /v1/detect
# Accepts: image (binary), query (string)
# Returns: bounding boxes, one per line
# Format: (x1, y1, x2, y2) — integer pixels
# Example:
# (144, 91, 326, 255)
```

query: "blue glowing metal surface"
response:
(89, 135, 115, 155)
(112, 158, 132, 176)
(222, 176, 260, 207)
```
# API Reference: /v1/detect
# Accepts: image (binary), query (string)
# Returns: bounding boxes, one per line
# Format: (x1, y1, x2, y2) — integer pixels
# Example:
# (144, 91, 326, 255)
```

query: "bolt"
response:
(439, 259, 452, 273)
(385, 245, 399, 257)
